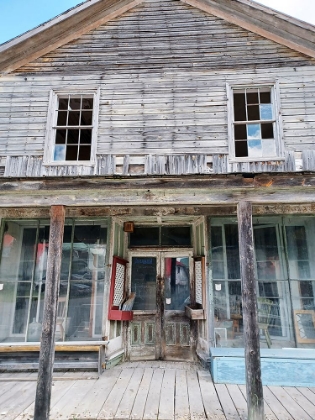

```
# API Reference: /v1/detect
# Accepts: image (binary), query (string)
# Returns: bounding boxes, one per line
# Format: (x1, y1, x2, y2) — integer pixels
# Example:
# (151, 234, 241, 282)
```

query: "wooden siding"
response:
(0, 0, 315, 169)
(16, 0, 314, 74)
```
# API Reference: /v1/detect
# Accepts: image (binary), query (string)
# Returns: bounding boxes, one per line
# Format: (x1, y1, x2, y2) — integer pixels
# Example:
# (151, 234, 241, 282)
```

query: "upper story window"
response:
(44, 90, 100, 165)
(227, 83, 283, 161)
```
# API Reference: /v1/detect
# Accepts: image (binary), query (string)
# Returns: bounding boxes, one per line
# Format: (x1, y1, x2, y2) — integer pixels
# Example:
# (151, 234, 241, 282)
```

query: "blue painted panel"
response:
(210, 348, 315, 387)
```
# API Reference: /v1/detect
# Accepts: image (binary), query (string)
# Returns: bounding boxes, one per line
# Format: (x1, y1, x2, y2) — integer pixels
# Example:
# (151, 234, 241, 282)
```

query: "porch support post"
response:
(34, 205, 65, 420)
(237, 201, 264, 420)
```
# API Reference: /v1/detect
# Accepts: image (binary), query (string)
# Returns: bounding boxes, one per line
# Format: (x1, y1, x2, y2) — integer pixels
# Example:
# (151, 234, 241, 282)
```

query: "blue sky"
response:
(0, 0, 315, 45)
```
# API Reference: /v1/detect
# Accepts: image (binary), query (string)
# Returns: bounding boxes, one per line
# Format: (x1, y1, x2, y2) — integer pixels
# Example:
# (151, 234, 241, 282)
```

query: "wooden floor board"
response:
(281, 387, 315, 419)
(98, 367, 134, 419)
(115, 368, 145, 419)
(298, 387, 315, 406)
(186, 370, 206, 420)
(198, 370, 225, 419)
(158, 368, 176, 420)
(269, 386, 313, 420)
(214, 384, 240, 420)
(226, 384, 248, 420)
(238, 384, 277, 420)
(74, 369, 122, 419)
(175, 369, 190, 420)
(0, 381, 36, 420)
(143, 368, 164, 420)
(130, 368, 154, 420)
(263, 387, 294, 420)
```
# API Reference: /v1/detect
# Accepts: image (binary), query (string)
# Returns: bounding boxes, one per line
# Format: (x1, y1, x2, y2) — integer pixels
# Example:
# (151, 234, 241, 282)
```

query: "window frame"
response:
(227, 81, 284, 162)
(43, 88, 100, 166)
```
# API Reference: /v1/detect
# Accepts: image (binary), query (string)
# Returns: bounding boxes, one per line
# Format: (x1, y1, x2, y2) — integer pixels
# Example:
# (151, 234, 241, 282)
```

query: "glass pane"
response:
(260, 104, 273, 120)
(234, 124, 247, 140)
(286, 225, 311, 280)
(82, 97, 93, 109)
(261, 123, 274, 139)
(260, 91, 271, 104)
(80, 129, 92, 144)
(129, 227, 159, 247)
(233, 93, 246, 121)
(225, 224, 240, 279)
(68, 111, 80, 126)
(235, 140, 248, 157)
(68, 129, 79, 144)
(254, 226, 283, 280)
(58, 97, 68, 110)
(55, 129, 66, 144)
(246, 91, 259, 104)
(55, 144, 66, 162)
(78, 145, 91, 161)
(131, 257, 156, 310)
(69, 97, 81, 110)
(247, 124, 261, 140)
(164, 257, 190, 311)
(161, 226, 191, 246)
(57, 111, 67, 126)
(248, 139, 262, 158)
(66, 145, 78, 161)
(262, 139, 276, 157)
(247, 105, 260, 121)
(81, 111, 93, 126)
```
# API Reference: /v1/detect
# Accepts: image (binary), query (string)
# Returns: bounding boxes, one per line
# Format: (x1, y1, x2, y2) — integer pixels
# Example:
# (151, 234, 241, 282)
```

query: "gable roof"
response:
(1, 0, 315, 74)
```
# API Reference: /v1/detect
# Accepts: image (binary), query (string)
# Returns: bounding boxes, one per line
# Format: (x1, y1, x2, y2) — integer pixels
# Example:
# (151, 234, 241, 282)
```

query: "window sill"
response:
(43, 161, 95, 167)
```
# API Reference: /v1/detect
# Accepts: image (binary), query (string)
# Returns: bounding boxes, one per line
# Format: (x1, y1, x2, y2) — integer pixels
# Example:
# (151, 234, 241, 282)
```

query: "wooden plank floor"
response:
(1, 362, 315, 419)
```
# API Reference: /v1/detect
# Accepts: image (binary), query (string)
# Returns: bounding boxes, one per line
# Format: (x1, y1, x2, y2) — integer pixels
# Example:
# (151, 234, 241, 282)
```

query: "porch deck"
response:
(1, 361, 315, 420)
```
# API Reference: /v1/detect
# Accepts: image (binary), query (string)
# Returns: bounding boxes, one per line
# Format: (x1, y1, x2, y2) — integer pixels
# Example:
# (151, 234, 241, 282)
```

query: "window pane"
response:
(67, 130, 79, 144)
(66, 146, 78, 160)
(164, 257, 190, 311)
(262, 139, 276, 157)
(260, 104, 273, 120)
(234, 124, 247, 140)
(254, 226, 283, 280)
(129, 227, 159, 247)
(225, 224, 240, 279)
(161, 226, 191, 246)
(246, 91, 259, 104)
(68, 111, 80, 126)
(247, 105, 260, 121)
(54, 145, 66, 161)
(260, 91, 271, 104)
(131, 257, 156, 310)
(261, 123, 274, 139)
(81, 111, 93, 126)
(82, 98, 93, 109)
(234, 93, 246, 121)
(80, 129, 92, 144)
(248, 139, 262, 158)
(69, 97, 81, 110)
(58, 98, 68, 110)
(57, 111, 67, 126)
(247, 124, 261, 140)
(235, 141, 248, 157)
(55, 129, 66, 144)
(78, 146, 91, 161)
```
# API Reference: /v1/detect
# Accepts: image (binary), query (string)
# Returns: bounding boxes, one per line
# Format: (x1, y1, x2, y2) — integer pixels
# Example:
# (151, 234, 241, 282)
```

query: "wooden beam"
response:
(34, 205, 65, 420)
(237, 201, 264, 420)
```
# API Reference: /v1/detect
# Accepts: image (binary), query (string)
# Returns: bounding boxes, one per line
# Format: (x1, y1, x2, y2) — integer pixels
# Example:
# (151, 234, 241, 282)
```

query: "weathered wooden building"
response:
(0, 0, 315, 387)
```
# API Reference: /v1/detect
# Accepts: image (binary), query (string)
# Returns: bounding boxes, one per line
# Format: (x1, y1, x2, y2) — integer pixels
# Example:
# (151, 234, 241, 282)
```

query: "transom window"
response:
(44, 90, 99, 164)
(228, 84, 282, 160)
(129, 226, 191, 247)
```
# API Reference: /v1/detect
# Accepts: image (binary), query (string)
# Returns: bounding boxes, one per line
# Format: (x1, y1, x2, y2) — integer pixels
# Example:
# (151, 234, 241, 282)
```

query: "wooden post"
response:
(34, 205, 65, 420)
(237, 201, 264, 420)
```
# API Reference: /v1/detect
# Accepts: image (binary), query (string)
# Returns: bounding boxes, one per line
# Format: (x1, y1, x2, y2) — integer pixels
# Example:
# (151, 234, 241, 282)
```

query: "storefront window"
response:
(0, 219, 108, 343)
(210, 216, 315, 349)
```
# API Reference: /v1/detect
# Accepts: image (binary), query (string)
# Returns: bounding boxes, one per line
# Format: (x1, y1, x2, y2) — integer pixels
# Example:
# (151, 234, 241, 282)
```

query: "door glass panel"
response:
(164, 257, 190, 311)
(131, 257, 156, 310)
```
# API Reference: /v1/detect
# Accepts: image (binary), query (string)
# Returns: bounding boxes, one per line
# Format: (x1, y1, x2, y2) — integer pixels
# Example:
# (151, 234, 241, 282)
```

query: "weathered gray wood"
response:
(186, 370, 206, 420)
(237, 201, 264, 420)
(33, 205, 65, 420)
(214, 384, 240, 419)
(283, 387, 315, 419)
(239, 384, 277, 420)
(226, 384, 248, 420)
(143, 368, 164, 420)
(158, 368, 176, 419)
(114, 368, 144, 419)
(174, 369, 190, 420)
(198, 370, 225, 419)
(130, 368, 154, 419)
(268, 386, 313, 420)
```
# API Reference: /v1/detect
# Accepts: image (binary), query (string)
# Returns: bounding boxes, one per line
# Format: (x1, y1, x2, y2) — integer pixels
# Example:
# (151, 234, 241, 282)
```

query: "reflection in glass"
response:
(132, 257, 156, 310)
(164, 257, 190, 311)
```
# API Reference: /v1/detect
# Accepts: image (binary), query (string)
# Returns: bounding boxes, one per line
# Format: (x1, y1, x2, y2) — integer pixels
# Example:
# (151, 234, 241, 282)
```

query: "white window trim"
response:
(226, 80, 284, 163)
(43, 88, 100, 166)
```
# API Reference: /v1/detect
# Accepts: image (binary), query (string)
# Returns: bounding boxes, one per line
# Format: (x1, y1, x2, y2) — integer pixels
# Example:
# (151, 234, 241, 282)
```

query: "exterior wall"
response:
(0, 0, 315, 176)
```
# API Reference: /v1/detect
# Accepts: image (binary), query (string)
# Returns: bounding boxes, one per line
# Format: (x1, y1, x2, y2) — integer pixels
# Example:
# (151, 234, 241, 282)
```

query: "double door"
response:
(128, 251, 194, 361)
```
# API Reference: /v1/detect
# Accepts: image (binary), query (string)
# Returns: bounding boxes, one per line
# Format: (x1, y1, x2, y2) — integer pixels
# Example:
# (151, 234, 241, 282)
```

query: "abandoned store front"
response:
(1, 204, 315, 371)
